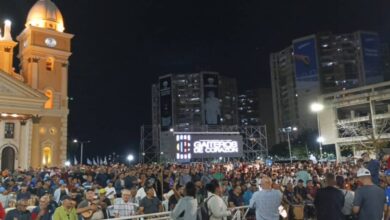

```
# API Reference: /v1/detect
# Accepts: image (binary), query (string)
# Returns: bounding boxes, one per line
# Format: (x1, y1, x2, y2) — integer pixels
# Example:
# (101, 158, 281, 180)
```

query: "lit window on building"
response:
(4, 122, 14, 139)
(46, 57, 54, 71)
(42, 147, 52, 165)
(44, 90, 54, 109)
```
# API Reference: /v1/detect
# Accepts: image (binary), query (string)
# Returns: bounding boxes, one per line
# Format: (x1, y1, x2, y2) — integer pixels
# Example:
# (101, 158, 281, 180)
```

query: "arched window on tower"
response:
(44, 89, 53, 109)
(46, 57, 54, 71)
(42, 147, 52, 166)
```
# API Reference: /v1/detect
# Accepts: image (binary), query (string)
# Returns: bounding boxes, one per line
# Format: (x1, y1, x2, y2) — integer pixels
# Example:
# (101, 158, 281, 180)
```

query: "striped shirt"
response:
(113, 198, 138, 217)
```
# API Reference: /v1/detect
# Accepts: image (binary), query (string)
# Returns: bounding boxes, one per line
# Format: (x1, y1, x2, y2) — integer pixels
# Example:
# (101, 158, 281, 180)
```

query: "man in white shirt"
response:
(113, 189, 137, 217)
(206, 179, 231, 220)
(104, 181, 116, 200)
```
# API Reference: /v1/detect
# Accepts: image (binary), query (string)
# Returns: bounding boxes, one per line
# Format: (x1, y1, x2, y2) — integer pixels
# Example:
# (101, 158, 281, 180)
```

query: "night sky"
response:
(1, 0, 390, 159)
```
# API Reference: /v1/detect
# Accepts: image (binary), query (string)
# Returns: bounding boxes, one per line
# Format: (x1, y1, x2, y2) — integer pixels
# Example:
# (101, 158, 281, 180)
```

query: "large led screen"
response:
(175, 133, 243, 160)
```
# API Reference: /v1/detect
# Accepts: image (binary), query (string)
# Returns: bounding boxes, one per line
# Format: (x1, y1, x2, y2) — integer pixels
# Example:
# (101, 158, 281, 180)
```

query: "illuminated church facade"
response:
(0, 0, 72, 169)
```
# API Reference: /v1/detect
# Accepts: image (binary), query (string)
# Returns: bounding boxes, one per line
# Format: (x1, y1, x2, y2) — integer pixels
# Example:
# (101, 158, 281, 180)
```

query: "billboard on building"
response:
(293, 36, 319, 85)
(175, 133, 243, 160)
(159, 76, 172, 131)
(293, 36, 320, 129)
(202, 73, 220, 125)
(361, 32, 382, 84)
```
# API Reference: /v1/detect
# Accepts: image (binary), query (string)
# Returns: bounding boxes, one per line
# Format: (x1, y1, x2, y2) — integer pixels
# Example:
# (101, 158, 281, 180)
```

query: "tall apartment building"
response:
(238, 90, 260, 126)
(271, 31, 390, 143)
(152, 71, 239, 132)
(238, 88, 276, 146)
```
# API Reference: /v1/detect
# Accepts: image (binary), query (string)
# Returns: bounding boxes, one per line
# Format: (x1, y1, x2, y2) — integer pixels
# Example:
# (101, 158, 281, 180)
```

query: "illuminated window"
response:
(46, 57, 54, 71)
(42, 147, 52, 166)
(44, 89, 53, 109)
(4, 123, 14, 139)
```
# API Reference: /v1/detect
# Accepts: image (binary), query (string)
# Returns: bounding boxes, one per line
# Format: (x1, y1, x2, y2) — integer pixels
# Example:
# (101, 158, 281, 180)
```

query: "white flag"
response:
(87, 158, 92, 165)
(93, 158, 97, 165)
(104, 156, 108, 165)
(74, 156, 78, 165)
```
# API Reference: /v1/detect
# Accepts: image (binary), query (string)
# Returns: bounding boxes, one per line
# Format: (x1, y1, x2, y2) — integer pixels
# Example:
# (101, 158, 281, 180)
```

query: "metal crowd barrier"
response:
(103, 205, 250, 220)
(105, 211, 171, 220)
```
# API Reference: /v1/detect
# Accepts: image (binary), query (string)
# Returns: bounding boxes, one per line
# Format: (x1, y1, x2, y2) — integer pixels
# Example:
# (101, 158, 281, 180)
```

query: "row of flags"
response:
(73, 156, 109, 165)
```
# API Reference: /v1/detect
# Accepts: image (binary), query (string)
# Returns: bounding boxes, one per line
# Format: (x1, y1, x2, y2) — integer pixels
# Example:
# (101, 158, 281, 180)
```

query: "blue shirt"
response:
(367, 160, 380, 185)
(250, 190, 282, 220)
(386, 186, 390, 206)
(243, 190, 253, 205)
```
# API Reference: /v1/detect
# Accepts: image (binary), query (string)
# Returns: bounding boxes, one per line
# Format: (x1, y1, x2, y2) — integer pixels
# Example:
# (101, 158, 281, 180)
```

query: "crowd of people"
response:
(0, 152, 387, 220)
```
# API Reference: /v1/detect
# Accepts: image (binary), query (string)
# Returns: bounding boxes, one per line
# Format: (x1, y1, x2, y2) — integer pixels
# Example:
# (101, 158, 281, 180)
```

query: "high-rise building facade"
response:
(152, 71, 239, 132)
(271, 31, 390, 143)
(238, 88, 276, 146)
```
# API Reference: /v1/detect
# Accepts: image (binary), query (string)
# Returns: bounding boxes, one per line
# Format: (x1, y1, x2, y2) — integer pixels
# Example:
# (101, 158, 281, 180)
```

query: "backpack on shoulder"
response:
(197, 195, 214, 220)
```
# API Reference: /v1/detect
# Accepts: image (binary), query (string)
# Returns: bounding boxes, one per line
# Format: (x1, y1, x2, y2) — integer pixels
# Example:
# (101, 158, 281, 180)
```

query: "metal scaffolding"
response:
(139, 125, 160, 163)
(240, 125, 268, 161)
(140, 125, 268, 163)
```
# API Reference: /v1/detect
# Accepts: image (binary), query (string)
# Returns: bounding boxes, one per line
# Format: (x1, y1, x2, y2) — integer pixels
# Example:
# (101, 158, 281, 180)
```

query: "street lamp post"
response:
(310, 102, 324, 160)
(73, 139, 91, 165)
(280, 126, 298, 164)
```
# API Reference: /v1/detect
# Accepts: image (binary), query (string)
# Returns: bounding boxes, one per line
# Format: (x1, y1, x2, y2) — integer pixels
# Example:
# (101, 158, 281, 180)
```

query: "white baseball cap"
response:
(357, 168, 371, 177)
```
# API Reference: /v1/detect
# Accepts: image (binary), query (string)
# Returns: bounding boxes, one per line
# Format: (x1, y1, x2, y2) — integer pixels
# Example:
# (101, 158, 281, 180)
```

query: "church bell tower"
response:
(16, 0, 73, 167)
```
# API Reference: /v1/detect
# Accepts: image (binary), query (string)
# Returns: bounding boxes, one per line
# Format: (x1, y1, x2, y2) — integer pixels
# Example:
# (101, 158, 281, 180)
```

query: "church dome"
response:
(26, 0, 64, 32)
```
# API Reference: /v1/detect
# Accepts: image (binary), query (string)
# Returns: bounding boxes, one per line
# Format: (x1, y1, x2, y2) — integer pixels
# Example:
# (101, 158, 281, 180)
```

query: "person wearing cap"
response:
(98, 188, 111, 219)
(353, 168, 386, 220)
(76, 189, 104, 220)
(53, 181, 69, 204)
(5, 199, 31, 220)
(104, 181, 116, 200)
(243, 180, 258, 206)
(294, 179, 307, 204)
(0, 186, 10, 208)
(34, 181, 46, 198)
(314, 173, 344, 220)
(16, 184, 31, 201)
(228, 185, 243, 208)
(361, 152, 380, 185)
(52, 195, 77, 220)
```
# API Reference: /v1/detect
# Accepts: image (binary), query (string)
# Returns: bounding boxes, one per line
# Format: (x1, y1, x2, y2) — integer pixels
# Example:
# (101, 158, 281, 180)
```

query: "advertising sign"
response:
(293, 37, 319, 84)
(202, 73, 220, 125)
(159, 76, 172, 131)
(361, 32, 382, 83)
(293, 36, 320, 129)
(175, 133, 243, 160)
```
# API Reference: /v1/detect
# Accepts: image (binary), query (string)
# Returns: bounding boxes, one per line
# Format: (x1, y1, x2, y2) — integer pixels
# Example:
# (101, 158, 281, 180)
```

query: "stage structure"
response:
(139, 125, 160, 164)
(240, 125, 268, 160)
(140, 125, 268, 163)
